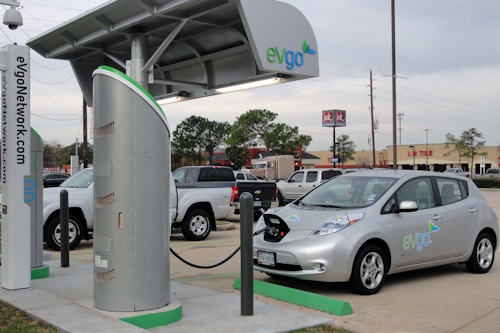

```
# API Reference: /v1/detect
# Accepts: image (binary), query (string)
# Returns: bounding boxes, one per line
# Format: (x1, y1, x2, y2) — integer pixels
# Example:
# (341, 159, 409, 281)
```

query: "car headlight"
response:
(307, 213, 364, 238)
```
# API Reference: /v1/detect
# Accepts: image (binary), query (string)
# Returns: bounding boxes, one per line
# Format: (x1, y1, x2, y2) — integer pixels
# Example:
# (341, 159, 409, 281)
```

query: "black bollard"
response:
(60, 189, 69, 267)
(240, 192, 254, 315)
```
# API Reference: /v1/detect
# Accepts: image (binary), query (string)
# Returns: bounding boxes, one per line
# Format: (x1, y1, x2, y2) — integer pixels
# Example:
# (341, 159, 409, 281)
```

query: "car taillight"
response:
(231, 186, 238, 204)
(275, 186, 278, 199)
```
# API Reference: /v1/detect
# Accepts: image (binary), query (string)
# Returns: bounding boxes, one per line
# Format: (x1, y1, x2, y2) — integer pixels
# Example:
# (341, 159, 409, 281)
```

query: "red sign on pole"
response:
(322, 110, 346, 127)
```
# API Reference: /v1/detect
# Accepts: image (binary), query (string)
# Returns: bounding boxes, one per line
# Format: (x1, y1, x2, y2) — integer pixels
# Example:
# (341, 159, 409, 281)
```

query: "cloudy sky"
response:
(1, 0, 499, 154)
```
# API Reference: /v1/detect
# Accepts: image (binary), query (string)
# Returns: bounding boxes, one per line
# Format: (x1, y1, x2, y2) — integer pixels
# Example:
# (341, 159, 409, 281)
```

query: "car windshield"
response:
(300, 175, 398, 208)
(444, 169, 455, 173)
(59, 169, 93, 188)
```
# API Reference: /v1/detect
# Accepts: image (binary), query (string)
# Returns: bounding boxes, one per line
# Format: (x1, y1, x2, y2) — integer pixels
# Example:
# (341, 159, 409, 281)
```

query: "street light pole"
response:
(409, 145, 415, 170)
(391, 0, 397, 169)
(424, 129, 430, 171)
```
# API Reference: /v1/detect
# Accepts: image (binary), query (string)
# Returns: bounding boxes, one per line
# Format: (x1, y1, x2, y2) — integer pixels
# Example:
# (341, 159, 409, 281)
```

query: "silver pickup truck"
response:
(277, 168, 342, 205)
(39, 167, 235, 251)
(171, 166, 235, 241)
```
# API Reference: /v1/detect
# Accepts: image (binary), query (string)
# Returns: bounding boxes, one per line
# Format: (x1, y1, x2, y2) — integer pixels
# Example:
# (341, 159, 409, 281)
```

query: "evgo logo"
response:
(267, 40, 316, 70)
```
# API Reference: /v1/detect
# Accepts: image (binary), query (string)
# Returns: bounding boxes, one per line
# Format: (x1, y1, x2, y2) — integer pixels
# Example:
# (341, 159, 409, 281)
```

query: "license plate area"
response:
(257, 250, 275, 267)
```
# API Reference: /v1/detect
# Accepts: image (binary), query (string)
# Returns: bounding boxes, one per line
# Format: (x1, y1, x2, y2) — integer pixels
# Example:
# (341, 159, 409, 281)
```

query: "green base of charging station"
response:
(31, 265, 50, 280)
(121, 304, 182, 329)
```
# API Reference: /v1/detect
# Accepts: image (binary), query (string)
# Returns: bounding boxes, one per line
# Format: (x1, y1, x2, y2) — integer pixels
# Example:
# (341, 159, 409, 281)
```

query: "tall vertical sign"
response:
(1, 44, 31, 289)
(322, 110, 346, 168)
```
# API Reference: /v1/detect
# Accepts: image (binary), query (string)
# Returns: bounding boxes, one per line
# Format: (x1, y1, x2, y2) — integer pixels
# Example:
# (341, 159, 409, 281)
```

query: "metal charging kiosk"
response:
(93, 66, 170, 311)
(29, 128, 44, 270)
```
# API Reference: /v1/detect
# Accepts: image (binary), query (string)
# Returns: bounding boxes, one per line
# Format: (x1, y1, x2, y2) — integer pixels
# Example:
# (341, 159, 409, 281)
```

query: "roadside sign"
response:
(322, 110, 347, 127)
(331, 157, 339, 163)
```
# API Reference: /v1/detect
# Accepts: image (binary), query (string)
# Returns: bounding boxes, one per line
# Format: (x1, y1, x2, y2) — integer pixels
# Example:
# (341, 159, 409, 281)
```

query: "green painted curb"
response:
(233, 278, 353, 316)
(31, 265, 50, 280)
(120, 305, 182, 329)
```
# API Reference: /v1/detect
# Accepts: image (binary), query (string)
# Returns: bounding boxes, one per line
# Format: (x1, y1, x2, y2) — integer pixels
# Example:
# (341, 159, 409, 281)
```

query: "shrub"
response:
(473, 178, 499, 188)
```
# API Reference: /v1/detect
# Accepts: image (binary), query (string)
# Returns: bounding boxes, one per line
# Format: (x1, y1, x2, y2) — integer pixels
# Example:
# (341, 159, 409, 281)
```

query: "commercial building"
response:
(310, 143, 500, 174)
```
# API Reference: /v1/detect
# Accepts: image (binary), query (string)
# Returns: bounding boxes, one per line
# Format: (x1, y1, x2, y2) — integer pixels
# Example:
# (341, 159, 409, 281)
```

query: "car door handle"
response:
(298, 185, 301, 187)
(469, 208, 478, 213)
(431, 215, 443, 221)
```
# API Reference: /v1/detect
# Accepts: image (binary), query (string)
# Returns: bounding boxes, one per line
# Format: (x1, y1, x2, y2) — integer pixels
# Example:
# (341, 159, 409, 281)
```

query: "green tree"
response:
(202, 120, 231, 165)
(443, 133, 467, 165)
(172, 116, 230, 165)
(226, 109, 312, 167)
(63, 142, 93, 167)
(264, 123, 312, 155)
(43, 140, 71, 170)
(461, 128, 486, 178)
(226, 144, 250, 170)
(227, 109, 278, 149)
(331, 134, 356, 168)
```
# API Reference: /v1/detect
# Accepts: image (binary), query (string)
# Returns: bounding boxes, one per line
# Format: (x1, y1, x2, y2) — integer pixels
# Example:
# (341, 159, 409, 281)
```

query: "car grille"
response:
(254, 259, 303, 271)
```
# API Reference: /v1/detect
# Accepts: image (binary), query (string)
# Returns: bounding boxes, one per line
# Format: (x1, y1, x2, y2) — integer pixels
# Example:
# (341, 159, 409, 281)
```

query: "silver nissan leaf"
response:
(253, 170, 498, 294)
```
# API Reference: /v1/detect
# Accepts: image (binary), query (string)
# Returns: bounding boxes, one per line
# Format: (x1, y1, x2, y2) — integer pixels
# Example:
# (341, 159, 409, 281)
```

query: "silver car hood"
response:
(270, 204, 366, 231)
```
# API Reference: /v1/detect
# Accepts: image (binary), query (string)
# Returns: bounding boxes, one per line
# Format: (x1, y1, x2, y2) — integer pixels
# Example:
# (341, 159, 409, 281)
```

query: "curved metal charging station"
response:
(93, 66, 170, 311)
(27, 0, 319, 314)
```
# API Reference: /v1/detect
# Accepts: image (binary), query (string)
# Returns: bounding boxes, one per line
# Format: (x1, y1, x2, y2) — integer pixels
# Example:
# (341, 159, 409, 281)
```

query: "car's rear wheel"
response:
(278, 192, 284, 206)
(349, 245, 387, 295)
(181, 209, 212, 241)
(44, 214, 83, 251)
(465, 233, 495, 273)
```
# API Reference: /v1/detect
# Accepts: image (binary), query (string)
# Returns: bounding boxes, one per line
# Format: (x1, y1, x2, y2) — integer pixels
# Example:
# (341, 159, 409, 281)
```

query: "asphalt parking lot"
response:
(47, 189, 500, 333)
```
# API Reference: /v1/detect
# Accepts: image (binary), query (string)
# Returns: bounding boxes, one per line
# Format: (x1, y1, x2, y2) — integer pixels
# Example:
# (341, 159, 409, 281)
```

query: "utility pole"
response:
(391, 0, 397, 169)
(83, 97, 88, 168)
(397, 112, 404, 145)
(424, 129, 430, 171)
(370, 70, 376, 167)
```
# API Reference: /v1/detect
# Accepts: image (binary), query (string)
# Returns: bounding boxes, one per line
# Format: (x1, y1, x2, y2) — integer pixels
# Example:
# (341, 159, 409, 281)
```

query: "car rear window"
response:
(199, 167, 235, 181)
(321, 170, 341, 180)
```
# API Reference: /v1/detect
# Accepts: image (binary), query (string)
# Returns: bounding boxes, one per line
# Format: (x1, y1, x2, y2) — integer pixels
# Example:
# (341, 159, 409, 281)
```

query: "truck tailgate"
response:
(237, 181, 276, 201)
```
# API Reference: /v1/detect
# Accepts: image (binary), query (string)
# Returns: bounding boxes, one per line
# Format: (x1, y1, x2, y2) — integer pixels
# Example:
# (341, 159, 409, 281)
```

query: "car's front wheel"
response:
(44, 214, 83, 251)
(349, 245, 387, 295)
(465, 233, 495, 273)
(181, 209, 212, 241)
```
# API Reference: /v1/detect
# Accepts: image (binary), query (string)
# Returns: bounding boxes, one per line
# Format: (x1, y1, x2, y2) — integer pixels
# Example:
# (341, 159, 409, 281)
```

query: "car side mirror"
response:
(398, 200, 418, 213)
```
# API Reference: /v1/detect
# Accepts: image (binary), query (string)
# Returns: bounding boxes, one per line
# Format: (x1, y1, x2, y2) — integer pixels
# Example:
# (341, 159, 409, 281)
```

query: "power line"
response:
(375, 77, 500, 114)
(405, 77, 500, 104)
(280, 84, 369, 97)
(31, 74, 75, 85)
(31, 58, 70, 70)
(376, 96, 500, 128)
(320, 70, 368, 80)
(376, 87, 500, 120)
(32, 114, 82, 121)
(309, 78, 367, 88)
(20, 1, 88, 12)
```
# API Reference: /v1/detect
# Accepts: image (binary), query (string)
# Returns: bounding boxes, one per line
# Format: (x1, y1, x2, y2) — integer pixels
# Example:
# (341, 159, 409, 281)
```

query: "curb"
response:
(233, 278, 353, 316)
(216, 221, 236, 231)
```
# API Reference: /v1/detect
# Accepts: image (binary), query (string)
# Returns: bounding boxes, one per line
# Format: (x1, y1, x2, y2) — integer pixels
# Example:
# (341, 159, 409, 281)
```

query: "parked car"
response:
(172, 166, 236, 240)
(444, 167, 471, 178)
(231, 170, 278, 217)
(253, 170, 498, 295)
(234, 170, 261, 181)
(42, 166, 236, 250)
(485, 167, 500, 178)
(277, 168, 342, 205)
(43, 172, 70, 187)
(43, 168, 94, 251)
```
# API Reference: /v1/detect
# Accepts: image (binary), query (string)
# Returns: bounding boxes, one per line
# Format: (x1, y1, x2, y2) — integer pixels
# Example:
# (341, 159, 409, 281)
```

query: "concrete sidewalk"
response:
(0, 259, 334, 333)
